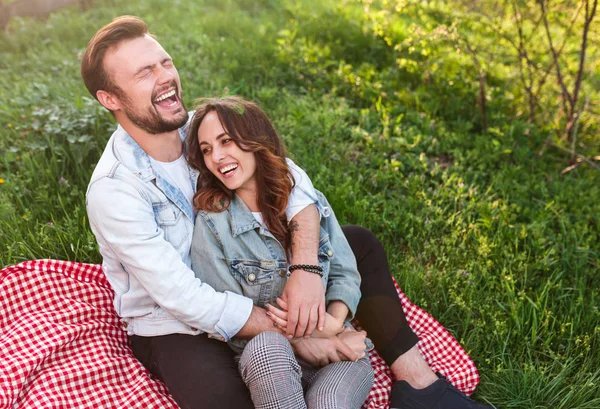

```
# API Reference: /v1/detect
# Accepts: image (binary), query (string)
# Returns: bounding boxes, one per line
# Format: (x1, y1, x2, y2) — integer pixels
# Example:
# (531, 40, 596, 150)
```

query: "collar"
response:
(229, 194, 262, 237)
(110, 119, 199, 222)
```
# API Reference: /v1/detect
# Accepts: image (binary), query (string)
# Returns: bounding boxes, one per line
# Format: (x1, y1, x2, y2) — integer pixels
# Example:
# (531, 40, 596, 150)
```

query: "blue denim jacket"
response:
(191, 189, 362, 351)
(86, 116, 321, 341)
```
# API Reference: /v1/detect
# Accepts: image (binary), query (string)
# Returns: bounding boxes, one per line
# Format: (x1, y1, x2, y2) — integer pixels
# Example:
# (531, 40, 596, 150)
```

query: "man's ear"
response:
(97, 90, 122, 112)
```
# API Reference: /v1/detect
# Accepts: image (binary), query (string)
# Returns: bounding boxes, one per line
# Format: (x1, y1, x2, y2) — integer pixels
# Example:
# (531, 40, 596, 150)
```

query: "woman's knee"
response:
(239, 331, 298, 379)
(306, 358, 374, 409)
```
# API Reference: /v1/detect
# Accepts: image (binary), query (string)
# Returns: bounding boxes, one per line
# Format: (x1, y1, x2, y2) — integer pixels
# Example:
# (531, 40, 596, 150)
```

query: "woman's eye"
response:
(222, 138, 232, 145)
(201, 147, 211, 155)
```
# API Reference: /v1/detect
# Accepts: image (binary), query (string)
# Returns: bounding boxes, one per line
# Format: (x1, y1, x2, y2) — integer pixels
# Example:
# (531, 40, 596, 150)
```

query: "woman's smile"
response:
(197, 111, 258, 198)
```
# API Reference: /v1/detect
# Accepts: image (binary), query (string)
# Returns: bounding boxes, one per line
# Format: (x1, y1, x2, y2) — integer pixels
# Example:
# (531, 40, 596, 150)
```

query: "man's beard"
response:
(117, 87, 189, 135)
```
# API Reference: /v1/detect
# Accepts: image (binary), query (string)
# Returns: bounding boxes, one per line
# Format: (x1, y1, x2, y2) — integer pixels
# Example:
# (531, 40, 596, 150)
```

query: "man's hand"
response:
(291, 335, 357, 367)
(336, 326, 368, 361)
(279, 276, 326, 338)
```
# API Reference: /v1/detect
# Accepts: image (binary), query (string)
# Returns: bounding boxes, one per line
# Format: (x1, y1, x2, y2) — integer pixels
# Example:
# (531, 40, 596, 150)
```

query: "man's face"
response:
(103, 35, 188, 134)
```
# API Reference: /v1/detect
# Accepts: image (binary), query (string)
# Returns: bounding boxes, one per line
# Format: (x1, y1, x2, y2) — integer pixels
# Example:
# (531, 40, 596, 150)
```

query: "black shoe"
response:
(390, 375, 495, 409)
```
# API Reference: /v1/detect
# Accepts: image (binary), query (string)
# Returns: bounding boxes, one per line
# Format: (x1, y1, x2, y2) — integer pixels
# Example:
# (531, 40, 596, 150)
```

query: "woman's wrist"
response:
(311, 311, 344, 338)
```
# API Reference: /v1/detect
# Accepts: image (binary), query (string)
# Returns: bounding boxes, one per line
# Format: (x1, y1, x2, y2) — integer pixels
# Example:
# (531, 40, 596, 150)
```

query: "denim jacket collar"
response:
(229, 194, 277, 240)
(111, 123, 199, 222)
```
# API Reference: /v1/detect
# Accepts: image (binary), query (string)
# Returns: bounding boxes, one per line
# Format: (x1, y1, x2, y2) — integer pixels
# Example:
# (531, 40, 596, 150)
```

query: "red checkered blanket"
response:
(0, 260, 479, 408)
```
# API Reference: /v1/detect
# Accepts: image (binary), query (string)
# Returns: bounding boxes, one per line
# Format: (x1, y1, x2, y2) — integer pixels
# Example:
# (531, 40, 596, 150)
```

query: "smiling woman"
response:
(187, 97, 292, 250)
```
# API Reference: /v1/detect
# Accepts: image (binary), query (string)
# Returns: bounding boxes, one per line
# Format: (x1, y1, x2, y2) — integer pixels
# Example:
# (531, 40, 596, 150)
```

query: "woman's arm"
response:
(318, 191, 362, 321)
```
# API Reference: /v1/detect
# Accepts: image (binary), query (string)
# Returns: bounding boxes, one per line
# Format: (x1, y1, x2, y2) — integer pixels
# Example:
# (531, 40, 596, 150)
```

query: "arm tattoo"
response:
(290, 220, 300, 233)
(290, 220, 299, 247)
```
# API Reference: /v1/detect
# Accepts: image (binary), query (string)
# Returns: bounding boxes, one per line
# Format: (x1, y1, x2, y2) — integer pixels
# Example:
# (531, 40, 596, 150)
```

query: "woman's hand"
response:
(266, 298, 344, 338)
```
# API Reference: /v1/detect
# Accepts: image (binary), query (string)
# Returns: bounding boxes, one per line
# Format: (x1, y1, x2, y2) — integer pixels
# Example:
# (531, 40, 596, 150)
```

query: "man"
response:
(82, 15, 493, 409)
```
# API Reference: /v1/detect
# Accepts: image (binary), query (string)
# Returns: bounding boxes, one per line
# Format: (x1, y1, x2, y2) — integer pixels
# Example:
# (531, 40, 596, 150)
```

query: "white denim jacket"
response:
(86, 118, 319, 340)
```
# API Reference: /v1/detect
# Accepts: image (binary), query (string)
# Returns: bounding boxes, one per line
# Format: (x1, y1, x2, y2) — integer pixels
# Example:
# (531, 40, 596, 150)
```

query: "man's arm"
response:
(87, 178, 253, 341)
(290, 327, 367, 367)
(283, 160, 326, 338)
(235, 305, 282, 338)
(283, 204, 326, 338)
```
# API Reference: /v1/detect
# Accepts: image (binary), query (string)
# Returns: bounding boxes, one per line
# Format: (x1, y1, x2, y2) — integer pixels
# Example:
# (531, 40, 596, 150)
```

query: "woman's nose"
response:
(212, 147, 225, 163)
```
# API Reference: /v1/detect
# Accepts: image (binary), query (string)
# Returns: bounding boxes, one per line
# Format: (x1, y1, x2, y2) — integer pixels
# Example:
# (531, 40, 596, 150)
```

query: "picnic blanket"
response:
(0, 259, 479, 408)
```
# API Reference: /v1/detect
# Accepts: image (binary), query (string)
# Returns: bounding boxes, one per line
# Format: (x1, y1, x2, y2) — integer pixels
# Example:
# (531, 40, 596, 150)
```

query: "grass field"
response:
(0, 0, 599, 407)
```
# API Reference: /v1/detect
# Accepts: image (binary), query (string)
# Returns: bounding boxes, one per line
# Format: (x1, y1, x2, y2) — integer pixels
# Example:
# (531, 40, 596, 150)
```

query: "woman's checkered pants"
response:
(238, 331, 374, 409)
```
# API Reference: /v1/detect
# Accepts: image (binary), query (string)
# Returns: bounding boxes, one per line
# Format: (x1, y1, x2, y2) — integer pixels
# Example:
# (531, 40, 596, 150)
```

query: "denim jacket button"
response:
(248, 273, 256, 282)
(327, 249, 333, 257)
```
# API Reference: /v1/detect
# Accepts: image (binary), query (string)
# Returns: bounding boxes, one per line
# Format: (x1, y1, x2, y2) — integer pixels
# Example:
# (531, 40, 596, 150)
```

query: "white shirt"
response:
(149, 155, 195, 205)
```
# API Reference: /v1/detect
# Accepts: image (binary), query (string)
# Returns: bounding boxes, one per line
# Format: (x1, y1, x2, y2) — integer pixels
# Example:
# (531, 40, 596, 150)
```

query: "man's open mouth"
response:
(154, 88, 179, 108)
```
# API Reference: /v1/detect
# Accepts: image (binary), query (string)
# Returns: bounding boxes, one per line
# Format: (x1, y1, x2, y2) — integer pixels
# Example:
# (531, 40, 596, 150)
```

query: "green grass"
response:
(0, 0, 599, 407)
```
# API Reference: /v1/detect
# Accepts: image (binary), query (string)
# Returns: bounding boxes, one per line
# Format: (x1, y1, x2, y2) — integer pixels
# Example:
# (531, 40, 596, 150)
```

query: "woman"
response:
(186, 96, 374, 409)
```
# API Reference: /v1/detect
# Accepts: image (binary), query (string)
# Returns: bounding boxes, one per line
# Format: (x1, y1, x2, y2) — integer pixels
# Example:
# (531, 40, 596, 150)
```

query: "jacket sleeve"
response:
(316, 191, 362, 319)
(86, 177, 253, 341)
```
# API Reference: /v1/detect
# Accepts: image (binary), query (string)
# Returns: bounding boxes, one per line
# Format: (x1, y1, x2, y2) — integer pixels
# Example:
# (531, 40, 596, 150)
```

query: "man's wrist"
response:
(236, 306, 283, 339)
(289, 264, 323, 277)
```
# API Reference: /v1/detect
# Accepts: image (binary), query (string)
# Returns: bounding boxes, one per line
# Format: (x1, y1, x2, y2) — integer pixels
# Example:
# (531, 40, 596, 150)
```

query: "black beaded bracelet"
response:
(288, 264, 324, 277)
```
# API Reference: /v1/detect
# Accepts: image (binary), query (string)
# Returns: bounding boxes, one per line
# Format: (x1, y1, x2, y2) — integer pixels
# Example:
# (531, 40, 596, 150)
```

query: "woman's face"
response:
(197, 111, 258, 197)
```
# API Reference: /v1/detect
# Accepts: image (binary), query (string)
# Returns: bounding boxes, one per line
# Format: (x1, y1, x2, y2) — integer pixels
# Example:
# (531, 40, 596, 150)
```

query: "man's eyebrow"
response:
(134, 64, 154, 76)
(133, 58, 172, 77)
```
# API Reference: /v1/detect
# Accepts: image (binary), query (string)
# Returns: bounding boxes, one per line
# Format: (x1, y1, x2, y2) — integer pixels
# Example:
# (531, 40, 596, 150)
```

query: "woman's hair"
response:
(186, 96, 294, 251)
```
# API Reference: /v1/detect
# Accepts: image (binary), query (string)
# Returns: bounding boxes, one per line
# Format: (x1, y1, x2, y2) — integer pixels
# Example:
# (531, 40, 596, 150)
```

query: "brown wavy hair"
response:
(186, 96, 294, 251)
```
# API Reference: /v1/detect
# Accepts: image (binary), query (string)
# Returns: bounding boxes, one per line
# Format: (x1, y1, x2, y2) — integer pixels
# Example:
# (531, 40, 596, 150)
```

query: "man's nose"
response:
(156, 65, 176, 85)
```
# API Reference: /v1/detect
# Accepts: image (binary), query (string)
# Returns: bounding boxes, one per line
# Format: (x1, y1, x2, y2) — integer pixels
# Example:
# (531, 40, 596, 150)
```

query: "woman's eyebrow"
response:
(199, 133, 227, 145)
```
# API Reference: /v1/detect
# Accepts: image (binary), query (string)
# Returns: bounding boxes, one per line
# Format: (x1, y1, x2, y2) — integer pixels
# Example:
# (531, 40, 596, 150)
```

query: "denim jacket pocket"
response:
(153, 202, 189, 249)
(229, 260, 283, 307)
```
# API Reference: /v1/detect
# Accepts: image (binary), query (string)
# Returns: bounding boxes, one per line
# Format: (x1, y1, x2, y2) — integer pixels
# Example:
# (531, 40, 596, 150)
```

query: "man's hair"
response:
(81, 15, 152, 101)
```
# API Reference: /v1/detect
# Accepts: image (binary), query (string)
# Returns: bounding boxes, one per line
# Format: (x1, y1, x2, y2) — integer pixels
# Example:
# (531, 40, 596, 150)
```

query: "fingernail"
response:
(265, 303, 271, 308)
(287, 335, 293, 339)
(266, 312, 271, 317)
(318, 327, 324, 331)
